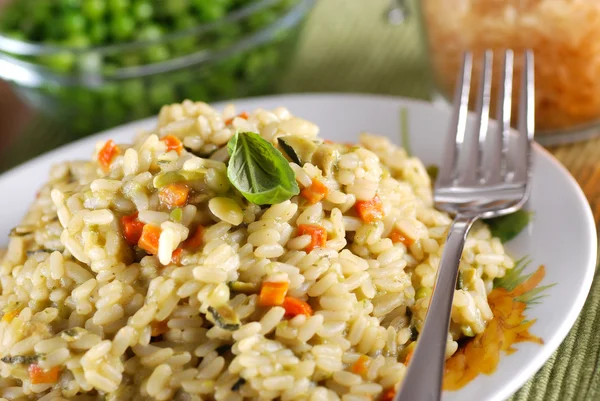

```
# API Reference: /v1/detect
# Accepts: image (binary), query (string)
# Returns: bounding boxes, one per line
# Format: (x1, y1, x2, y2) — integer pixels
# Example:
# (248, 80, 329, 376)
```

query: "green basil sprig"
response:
(227, 132, 300, 205)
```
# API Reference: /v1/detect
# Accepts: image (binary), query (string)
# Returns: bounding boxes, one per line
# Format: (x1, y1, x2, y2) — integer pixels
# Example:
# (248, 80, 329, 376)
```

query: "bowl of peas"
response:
(0, 0, 315, 136)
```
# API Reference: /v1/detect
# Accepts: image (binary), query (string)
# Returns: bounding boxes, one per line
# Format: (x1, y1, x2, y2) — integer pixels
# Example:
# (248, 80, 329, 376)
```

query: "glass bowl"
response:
(0, 0, 315, 137)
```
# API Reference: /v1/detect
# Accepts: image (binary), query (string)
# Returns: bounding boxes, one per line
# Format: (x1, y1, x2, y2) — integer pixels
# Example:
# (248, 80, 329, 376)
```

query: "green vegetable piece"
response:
(153, 169, 207, 188)
(227, 132, 299, 205)
(415, 286, 432, 300)
(170, 207, 183, 223)
(461, 325, 475, 337)
(456, 271, 464, 290)
(484, 210, 532, 243)
(277, 135, 318, 166)
(228, 281, 259, 294)
(1, 355, 39, 364)
(426, 165, 439, 181)
(207, 305, 240, 331)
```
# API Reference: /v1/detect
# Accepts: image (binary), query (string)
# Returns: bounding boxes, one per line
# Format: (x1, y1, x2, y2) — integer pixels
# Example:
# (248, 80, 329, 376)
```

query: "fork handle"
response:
(395, 214, 477, 401)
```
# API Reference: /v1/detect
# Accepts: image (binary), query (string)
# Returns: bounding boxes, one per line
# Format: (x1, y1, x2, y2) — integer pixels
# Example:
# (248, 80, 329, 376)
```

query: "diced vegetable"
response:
(153, 169, 207, 188)
(227, 132, 300, 205)
(277, 135, 318, 165)
(351, 355, 369, 375)
(225, 111, 249, 125)
(300, 179, 329, 204)
(171, 248, 183, 264)
(29, 364, 60, 384)
(183, 225, 204, 249)
(161, 135, 183, 155)
(138, 224, 161, 255)
(98, 139, 120, 172)
(228, 281, 260, 294)
(282, 297, 313, 318)
(158, 183, 190, 207)
(1, 355, 38, 364)
(415, 286, 431, 300)
(170, 207, 183, 223)
(151, 320, 169, 337)
(297, 224, 327, 253)
(1, 309, 21, 323)
(389, 228, 415, 247)
(355, 195, 384, 223)
(381, 387, 396, 401)
(461, 325, 475, 337)
(121, 212, 145, 246)
(259, 282, 289, 306)
(208, 305, 240, 330)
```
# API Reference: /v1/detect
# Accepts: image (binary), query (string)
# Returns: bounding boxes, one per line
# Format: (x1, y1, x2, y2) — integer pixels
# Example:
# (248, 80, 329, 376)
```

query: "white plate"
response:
(0, 94, 596, 401)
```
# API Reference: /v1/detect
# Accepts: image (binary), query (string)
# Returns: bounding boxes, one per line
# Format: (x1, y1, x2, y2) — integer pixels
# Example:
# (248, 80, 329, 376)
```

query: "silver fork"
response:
(395, 49, 535, 401)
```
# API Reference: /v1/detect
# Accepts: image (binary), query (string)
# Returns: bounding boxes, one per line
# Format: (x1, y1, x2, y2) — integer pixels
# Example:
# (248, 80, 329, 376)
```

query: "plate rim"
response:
(0, 92, 596, 400)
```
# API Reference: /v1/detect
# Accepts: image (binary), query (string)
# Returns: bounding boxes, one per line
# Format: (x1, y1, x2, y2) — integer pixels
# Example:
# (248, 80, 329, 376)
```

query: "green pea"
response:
(145, 45, 170, 63)
(89, 23, 108, 44)
(133, 1, 154, 22)
(108, 0, 129, 13)
(62, 12, 86, 35)
(82, 0, 106, 20)
(137, 24, 163, 41)
(110, 15, 135, 40)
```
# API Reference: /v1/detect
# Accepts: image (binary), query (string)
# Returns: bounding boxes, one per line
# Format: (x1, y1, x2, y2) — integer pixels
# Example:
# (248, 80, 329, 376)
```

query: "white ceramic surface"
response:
(0, 94, 596, 401)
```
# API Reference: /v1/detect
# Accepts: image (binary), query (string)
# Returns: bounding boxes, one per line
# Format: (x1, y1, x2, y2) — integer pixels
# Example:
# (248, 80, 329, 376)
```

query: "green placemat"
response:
(2, 1, 599, 400)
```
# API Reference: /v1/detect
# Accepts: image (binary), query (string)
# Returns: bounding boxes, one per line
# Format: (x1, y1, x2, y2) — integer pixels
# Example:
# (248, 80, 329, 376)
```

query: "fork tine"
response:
(459, 50, 492, 185)
(437, 52, 473, 187)
(486, 50, 514, 184)
(514, 50, 535, 183)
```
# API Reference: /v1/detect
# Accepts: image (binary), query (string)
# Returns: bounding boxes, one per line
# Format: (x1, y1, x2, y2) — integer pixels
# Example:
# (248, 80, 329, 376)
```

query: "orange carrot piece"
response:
(389, 228, 415, 247)
(161, 135, 184, 154)
(225, 111, 249, 125)
(29, 364, 60, 384)
(380, 388, 396, 401)
(259, 282, 289, 306)
(183, 225, 204, 249)
(98, 140, 120, 172)
(1, 309, 20, 323)
(138, 224, 161, 255)
(354, 195, 384, 223)
(171, 248, 183, 264)
(282, 296, 313, 318)
(158, 183, 190, 208)
(351, 355, 370, 375)
(121, 212, 145, 246)
(151, 320, 169, 337)
(300, 179, 329, 204)
(297, 224, 327, 253)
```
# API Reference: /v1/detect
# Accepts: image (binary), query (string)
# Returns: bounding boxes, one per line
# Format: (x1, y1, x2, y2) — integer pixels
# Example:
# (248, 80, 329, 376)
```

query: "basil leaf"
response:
(227, 132, 300, 205)
(484, 209, 532, 243)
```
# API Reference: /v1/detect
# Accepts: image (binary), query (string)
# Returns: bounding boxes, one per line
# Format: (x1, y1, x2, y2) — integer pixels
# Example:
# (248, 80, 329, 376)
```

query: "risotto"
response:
(0, 100, 514, 401)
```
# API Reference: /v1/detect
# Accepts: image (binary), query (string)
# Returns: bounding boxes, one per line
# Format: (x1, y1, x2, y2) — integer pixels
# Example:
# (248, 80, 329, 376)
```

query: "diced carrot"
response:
(161, 135, 184, 154)
(171, 248, 183, 264)
(389, 228, 415, 247)
(98, 140, 120, 172)
(1, 309, 20, 323)
(355, 195, 384, 223)
(300, 179, 329, 204)
(259, 282, 289, 306)
(121, 212, 145, 246)
(138, 224, 161, 255)
(297, 224, 327, 253)
(183, 225, 204, 249)
(282, 297, 313, 318)
(225, 111, 249, 125)
(405, 348, 415, 365)
(29, 364, 60, 384)
(380, 388, 396, 401)
(158, 183, 190, 208)
(351, 355, 370, 375)
(151, 320, 169, 337)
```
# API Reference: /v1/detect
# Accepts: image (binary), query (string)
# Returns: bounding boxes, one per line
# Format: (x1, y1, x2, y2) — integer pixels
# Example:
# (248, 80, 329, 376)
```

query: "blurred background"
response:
(0, 0, 430, 172)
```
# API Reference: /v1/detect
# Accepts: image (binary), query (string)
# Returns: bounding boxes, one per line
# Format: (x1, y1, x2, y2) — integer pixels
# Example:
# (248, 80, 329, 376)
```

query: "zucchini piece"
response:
(277, 136, 318, 165)
(228, 281, 259, 294)
(1, 355, 38, 364)
(207, 305, 240, 331)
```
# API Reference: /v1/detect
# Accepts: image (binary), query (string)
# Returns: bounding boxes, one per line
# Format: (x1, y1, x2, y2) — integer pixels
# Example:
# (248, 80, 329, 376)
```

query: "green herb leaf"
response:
(484, 210, 533, 243)
(227, 132, 299, 205)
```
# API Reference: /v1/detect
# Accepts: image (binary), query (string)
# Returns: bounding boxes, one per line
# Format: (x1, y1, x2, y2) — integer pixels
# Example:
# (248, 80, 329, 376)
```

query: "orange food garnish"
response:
(121, 212, 145, 246)
(151, 320, 170, 337)
(161, 135, 184, 154)
(138, 224, 161, 255)
(259, 282, 289, 306)
(282, 296, 313, 318)
(98, 140, 120, 172)
(183, 225, 204, 249)
(171, 248, 183, 264)
(389, 228, 415, 247)
(158, 183, 190, 208)
(29, 364, 60, 384)
(297, 224, 327, 253)
(225, 111, 249, 125)
(380, 387, 396, 401)
(300, 179, 329, 204)
(351, 355, 370, 375)
(354, 195, 384, 223)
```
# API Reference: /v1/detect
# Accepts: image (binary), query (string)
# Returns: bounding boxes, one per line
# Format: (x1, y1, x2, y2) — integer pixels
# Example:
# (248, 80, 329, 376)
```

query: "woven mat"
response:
(2, 0, 599, 399)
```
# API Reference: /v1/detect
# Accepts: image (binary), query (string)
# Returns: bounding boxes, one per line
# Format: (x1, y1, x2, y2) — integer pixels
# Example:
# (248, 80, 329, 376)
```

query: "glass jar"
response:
(0, 0, 314, 137)
(417, 0, 600, 145)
